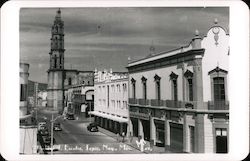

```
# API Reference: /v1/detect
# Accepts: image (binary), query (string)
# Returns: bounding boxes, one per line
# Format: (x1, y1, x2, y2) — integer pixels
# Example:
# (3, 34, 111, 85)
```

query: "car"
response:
(87, 123, 98, 132)
(39, 125, 48, 131)
(40, 129, 49, 136)
(43, 135, 56, 145)
(38, 122, 47, 130)
(67, 113, 75, 120)
(53, 123, 62, 131)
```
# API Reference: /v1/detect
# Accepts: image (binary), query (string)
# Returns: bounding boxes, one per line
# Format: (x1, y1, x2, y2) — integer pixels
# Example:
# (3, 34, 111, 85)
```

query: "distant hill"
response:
(27, 80, 47, 97)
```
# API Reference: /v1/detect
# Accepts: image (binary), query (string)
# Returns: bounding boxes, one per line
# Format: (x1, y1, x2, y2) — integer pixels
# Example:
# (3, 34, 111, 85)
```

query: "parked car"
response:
(38, 122, 47, 131)
(67, 113, 75, 120)
(87, 123, 98, 132)
(40, 129, 49, 136)
(43, 135, 56, 145)
(39, 125, 48, 131)
(53, 123, 62, 131)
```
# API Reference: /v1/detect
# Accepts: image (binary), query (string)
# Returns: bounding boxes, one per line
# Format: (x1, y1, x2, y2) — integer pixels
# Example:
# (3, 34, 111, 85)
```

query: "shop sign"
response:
(130, 112, 149, 120)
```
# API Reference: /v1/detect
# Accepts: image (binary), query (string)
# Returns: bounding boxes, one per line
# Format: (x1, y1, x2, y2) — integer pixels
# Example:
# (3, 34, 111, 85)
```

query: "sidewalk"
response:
(97, 127, 168, 154)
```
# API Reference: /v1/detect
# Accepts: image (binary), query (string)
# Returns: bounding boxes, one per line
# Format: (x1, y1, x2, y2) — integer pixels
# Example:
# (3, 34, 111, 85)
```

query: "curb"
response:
(97, 127, 147, 154)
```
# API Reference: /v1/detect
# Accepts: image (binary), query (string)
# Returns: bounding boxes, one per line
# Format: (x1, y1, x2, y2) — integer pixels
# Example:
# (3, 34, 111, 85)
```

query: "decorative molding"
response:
(212, 26, 220, 46)
(154, 74, 161, 81)
(208, 66, 228, 75)
(184, 69, 193, 78)
(141, 76, 147, 82)
(169, 72, 178, 80)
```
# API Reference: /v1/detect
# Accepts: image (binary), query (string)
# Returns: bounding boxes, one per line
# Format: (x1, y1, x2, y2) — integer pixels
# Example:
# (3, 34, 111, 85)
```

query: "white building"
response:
(37, 90, 47, 107)
(127, 20, 229, 153)
(20, 63, 37, 154)
(90, 69, 129, 135)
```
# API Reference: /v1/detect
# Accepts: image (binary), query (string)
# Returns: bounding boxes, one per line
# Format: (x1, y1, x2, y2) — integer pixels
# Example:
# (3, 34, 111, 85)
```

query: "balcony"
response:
(129, 98, 195, 109)
(208, 101, 229, 110)
(138, 99, 150, 105)
(129, 98, 138, 104)
(150, 99, 164, 106)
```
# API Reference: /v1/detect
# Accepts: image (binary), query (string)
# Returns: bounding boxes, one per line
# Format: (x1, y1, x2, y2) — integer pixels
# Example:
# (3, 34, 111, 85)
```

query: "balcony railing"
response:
(129, 98, 195, 109)
(208, 101, 229, 110)
(129, 98, 229, 111)
(129, 98, 138, 104)
(138, 99, 150, 105)
(150, 99, 164, 106)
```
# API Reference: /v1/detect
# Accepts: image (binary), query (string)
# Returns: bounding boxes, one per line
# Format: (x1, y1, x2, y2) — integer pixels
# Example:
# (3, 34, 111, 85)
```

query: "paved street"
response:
(36, 108, 142, 154)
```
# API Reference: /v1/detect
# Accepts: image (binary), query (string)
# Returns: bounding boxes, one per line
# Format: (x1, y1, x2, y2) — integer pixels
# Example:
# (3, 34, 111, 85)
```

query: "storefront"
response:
(129, 107, 150, 141)
(154, 119, 165, 147)
(170, 122, 183, 152)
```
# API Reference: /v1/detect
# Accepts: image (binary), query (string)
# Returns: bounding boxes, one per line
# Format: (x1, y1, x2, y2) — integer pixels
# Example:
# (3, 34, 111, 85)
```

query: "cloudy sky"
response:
(20, 7, 229, 83)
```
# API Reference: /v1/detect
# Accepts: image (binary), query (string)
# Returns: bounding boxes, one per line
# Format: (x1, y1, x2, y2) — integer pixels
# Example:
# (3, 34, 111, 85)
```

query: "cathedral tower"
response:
(47, 9, 65, 113)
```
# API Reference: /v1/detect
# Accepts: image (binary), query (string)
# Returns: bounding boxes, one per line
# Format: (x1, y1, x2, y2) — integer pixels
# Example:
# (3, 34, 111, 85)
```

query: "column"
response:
(101, 117, 103, 127)
(165, 116, 170, 151)
(114, 121, 118, 133)
(120, 123, 123, 134)
(138, 119, 144, 139)
(183, 113, 189, 152)
(194, 114, 205, 153)
(128, 119, 133, 137)
(193, 57, 205, 153)
(150, 117, 156, 145)
(105, 119, 108, 129)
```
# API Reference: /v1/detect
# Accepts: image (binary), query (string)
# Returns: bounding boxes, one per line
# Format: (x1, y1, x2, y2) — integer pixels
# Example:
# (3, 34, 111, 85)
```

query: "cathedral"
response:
(47, 9, 94, 113)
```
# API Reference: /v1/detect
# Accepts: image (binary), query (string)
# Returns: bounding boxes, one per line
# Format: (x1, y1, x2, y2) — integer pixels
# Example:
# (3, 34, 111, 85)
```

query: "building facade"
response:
(20, 63, 37, 154)
(64, 71, 94, 119)
(127, 20, 229, 153)
(90, 69, 129, 135)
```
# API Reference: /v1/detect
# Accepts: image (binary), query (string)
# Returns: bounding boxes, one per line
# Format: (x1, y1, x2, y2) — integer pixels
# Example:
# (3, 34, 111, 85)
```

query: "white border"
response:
(1, 1, 249, 161)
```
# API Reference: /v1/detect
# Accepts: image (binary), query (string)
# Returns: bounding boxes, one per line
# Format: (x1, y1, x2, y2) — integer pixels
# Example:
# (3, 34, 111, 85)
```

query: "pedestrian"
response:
(116, 133, 119, 142)
(129, 132, 133, 143)
(136, 135, 146, 152)
(122, 132, 125, 142)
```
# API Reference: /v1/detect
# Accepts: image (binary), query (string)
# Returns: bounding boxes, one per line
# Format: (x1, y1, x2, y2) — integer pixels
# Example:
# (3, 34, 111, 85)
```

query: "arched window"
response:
(131, 78, 136, 99)
(141, 76, 147, 100)
(170, 72, 178, 101)
(154, 74, 161, 100)
(184, 70, 193, 101)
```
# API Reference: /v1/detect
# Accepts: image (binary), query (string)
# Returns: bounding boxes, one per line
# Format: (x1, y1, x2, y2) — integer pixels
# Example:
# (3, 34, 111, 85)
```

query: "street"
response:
(36, 108, 142, 154)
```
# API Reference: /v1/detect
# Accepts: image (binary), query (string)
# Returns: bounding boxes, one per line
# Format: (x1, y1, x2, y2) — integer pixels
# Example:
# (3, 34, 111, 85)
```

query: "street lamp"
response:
(40, 108, 61, 155)
(50, 114, 63, 154)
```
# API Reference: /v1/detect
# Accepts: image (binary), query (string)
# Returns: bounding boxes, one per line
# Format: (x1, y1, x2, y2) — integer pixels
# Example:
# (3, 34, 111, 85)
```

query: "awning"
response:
(89, 111, 128, 123)
(20, 114, 32, 120)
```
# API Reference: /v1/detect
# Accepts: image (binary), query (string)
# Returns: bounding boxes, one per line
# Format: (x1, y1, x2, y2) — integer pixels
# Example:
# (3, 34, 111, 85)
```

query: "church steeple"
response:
(49, 8, 65, 70)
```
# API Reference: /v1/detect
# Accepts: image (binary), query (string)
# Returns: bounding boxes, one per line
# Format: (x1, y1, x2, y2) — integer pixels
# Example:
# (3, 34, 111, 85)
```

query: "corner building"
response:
(127, 20, 229, 153)
(90, 69, 129, 135)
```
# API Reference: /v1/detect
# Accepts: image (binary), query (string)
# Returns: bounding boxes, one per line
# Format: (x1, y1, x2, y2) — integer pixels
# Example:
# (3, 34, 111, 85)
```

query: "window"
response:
(208, 66, 228, 102)
(141, 76, 147, 100)
(213, 77, 225, 101)
(173, 80, 178, 101)
(184, 70, 193, 101)
(154, 74, 161, 100)
(188, 78, 193, 101)
(20, 84, 27, 101)
(131, 78, 136, 99)
(170, 72, 178, 101)
(54, 55, 57, 68)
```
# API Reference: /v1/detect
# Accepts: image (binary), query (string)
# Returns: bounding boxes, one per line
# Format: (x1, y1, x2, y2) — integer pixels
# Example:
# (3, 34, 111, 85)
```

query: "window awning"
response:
(89, 111, 128, 123)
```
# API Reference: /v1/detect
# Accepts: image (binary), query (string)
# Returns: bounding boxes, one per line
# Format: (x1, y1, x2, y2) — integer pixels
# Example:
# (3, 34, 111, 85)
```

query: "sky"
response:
(20, 7, 229, 83)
